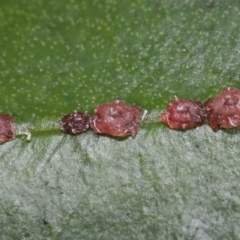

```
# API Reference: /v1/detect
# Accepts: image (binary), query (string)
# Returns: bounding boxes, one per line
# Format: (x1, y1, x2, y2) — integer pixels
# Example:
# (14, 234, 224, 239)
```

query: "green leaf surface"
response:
(1, 0, 240, 239)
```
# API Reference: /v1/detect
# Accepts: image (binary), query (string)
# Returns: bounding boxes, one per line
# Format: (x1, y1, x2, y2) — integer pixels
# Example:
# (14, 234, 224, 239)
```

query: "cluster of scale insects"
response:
(1, 87, 240, 144)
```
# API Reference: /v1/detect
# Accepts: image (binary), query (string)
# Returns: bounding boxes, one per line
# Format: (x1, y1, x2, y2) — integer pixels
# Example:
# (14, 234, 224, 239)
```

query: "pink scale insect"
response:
(90, 100, 147, 137)
(160, 97, 206, 130)
(204, 87, 240, 129)
(0, 114, 17, 143)
(60, 111, 90, 134)
(0, 114, 31, 144)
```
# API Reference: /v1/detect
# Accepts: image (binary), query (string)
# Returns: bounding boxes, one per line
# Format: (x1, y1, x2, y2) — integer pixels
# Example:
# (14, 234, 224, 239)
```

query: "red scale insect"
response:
(60, 111, 90, 134)
(205, 87, 240, 129)
(160, 98, 206, 129)
(90, 100, 145, 137)
(0, 114, 17, 143)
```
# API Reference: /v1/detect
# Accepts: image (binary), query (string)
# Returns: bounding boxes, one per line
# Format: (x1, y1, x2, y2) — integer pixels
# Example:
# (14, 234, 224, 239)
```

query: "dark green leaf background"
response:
(1, 0, 240, 239)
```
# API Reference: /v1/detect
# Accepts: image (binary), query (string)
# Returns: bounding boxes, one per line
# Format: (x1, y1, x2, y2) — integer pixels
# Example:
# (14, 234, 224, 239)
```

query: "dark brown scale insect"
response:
(160, 98, 206, 130)
(90, 100, 146, 137)
(205, 87, 240, 129)
(60, 111, 90, 134)
(0, 114, 17, 143)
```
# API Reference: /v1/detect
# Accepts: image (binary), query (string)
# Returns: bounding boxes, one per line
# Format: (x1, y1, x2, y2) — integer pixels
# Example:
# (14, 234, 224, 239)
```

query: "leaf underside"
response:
(0, 0, 240, 239)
